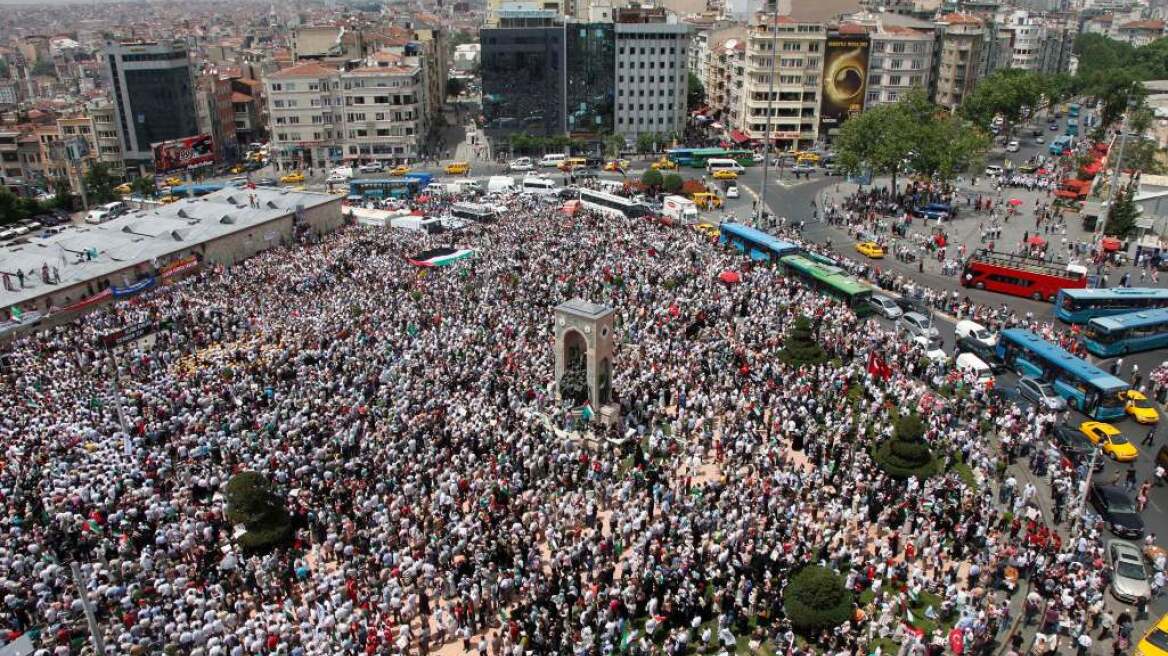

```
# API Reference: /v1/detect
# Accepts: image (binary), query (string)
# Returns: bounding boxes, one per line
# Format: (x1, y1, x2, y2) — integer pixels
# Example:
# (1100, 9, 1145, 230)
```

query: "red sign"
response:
(152, 135, 214, 173)
(160, 255, 199, 280)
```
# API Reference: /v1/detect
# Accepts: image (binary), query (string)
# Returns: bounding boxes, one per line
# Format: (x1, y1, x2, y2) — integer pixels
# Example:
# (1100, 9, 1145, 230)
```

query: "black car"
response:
(1052, 424, 1105, 473)
(955, 336, 1006, 373)
(1089, 484, 1144, 538)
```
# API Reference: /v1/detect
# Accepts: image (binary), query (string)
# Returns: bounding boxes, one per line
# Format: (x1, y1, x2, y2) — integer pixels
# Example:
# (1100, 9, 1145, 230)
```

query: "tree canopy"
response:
(836, 89, 989, 186)
(687, 72, 705, 110)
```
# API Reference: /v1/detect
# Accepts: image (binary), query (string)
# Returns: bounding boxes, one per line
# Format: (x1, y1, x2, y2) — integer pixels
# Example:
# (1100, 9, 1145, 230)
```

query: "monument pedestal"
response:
(598, 403, 622, 429)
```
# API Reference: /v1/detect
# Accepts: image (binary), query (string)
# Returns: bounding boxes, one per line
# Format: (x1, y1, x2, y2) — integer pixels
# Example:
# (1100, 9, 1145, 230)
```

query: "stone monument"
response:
(554, 298, 620, 426)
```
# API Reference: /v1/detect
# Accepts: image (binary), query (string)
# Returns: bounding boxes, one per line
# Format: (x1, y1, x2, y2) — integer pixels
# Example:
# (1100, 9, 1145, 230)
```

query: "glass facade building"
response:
(104, 41, 199, 164)
(565, 24, 615, 136)
(480, 27, 565, 137)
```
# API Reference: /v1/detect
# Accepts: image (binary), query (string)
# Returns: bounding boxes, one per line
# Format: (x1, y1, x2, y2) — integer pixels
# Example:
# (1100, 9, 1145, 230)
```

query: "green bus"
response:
(667, 148, 756, 168)
(780, 255, 874, 316)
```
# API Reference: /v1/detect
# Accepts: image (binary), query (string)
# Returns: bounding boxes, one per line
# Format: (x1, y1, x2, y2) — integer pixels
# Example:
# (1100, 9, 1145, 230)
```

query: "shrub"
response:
(779, 316, 828, 367)
(641, 168, 663, 189)
(662, 173, 683, 193)
(784, 566, 853, 633)
(873, 412, 939, 479)
(226, 471, 292, 555)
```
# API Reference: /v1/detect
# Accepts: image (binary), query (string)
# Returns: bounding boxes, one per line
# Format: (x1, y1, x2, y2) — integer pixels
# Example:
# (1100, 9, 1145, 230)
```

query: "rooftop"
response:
(1, 188, 339, 311)
(268, 62, 339, 79)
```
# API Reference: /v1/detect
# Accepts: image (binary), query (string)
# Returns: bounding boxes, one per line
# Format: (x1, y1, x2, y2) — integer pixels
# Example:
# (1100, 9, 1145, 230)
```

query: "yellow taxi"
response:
(855, 241, 885, 258)
(1080, 421, 1139, 462)
(796, 152, 821, 164)
(692, 192, 722, 210)
(603, 159, 630, 172)
(1137, 611, 1168, 656)
(229, 164, 247, 174)
(651, 158, 677, 171)
(445, 161, 470, 175)
(280, 172, 305, 184)
(159, 195, 179, 204)
(693, 223, 720, 239)
(712, 169, 738, 180)
(164, 176, 183, 187)
(114, 183, 132, 195)
(389, 165, 411, 176)
(1123, 390, 1160, 424)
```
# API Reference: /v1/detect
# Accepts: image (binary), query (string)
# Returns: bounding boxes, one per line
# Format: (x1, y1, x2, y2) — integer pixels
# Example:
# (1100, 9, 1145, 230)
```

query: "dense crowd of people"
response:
(0, 193, 1155, 656)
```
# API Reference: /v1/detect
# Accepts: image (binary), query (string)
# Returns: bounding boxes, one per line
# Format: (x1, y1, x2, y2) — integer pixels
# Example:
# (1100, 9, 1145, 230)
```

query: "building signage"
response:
(820, 35, 870, 132)
(151, 134, 214, 173)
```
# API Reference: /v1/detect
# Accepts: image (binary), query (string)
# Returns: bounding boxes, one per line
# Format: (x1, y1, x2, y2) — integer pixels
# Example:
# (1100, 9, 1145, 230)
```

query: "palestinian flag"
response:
(407, 247, 475, 268)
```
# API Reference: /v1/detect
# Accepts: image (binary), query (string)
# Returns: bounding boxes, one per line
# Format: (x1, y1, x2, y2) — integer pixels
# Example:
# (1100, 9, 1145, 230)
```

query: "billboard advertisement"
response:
(152, 134, 214, 173)
(820, 35, 870, 134)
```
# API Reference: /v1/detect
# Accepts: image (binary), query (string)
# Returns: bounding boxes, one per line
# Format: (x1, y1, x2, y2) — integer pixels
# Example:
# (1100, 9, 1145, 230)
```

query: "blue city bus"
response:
(996, 328, 1128, 419)
(1066, 119, 1079, 137)
(349, 178, 422, 199)
(403, 172, 433, 188)
(1055, 287, 1168, 323)
(718, 223, 799, 261)
(1068, 103, 1081, 118)
(1083, 308, 1168, 357)
(171, 183, 225, 197)
(1049, 135, 1073, 156)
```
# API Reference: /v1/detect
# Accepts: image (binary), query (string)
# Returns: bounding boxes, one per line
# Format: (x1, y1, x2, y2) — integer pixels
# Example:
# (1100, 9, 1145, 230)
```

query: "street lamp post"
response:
(1100, 84, 1139, 239)
(757, 0, 779, 223)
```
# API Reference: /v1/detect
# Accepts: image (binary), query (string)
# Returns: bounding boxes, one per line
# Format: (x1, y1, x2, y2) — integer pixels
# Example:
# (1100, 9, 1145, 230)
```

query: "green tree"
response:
(914, 114, 991, 182)
(635, 132, 655, 154)
(603, 133, 625, 159)
(783, 566, 853, 634)
(834, 101, 916, 191)
(0, 188, 30, 226)
(662, 173, 683, 193)
(959, 69, 1045, 137)
(52, 176, 71, 210)
(779, 315, 827, 367)
(687, 71, 705, 110)
(1120, 138, 1166, 176)
(225, 471, 292, 555)
(83, 163, 116, 204)
(445, 77, 465, 98)
(641, 168, 663, 189)
(873, 412, 938, 479)
(1106, 185, 1140, 238)
(131, 176, 157, 198)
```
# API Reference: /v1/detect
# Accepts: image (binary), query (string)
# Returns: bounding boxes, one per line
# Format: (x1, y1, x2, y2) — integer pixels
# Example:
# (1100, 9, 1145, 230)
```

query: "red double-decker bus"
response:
(961, 250, 1088, 302)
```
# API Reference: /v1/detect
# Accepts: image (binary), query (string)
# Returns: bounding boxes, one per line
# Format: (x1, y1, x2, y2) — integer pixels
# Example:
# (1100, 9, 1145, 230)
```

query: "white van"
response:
(539, 153, 567, 168)
(955, 320, 997, 347)
(521, 176, 557, 194)
(956, 352, 994, 387)
(84, 201, 125, 225)
(509, 157, 534, 172)
(487, 176, 515, 193)
(390, 215, 445, 234)
(706, 158, 745, 173)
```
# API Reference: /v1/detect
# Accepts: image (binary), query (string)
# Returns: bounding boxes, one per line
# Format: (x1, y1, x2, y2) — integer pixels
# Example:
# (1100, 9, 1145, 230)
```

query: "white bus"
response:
(539, 153, 567, 167)
(450, 202, 497, 222)
(706, 158, 745, 173)
(521, 177, 557, 194)
(579, 188, 647, 218)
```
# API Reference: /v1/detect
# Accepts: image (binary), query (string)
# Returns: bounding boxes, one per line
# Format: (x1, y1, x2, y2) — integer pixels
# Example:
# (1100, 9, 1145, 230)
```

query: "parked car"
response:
(0, 229, 17, 241)
(359, 162, 385, 173)
(1006, 140, 1020, 152)
(1107, 539, 1152, 602)
(1089, 484, 1145, 538)
(955, 336, 1005, 372)
(898, 312, 940, 347)
(1016, 376, 1067, 411)
(1035, 135, 1046, 144)
(868, 295, 903, 320)
(1052, 424, 1105, 473)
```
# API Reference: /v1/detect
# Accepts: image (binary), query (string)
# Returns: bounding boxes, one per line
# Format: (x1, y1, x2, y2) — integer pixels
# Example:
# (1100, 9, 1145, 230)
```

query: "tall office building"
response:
(614, 7, 691, 138)
(481, 5, 567, 138)
(102, 40, 200, 168)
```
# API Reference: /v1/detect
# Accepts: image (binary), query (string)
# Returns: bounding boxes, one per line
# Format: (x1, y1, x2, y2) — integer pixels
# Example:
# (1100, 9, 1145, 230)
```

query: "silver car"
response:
(898, 312, 940, 347)
(869, 295, 903, 320)
(1016, 376, 1067, 411)
(1107, 539, 1152, 602)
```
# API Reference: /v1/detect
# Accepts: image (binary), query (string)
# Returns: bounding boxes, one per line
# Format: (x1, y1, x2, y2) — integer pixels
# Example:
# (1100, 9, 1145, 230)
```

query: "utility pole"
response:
(1070, 446, 1101, 545)
(757, 0, 779, 224)
(70, 562, 108, 656)
(1100, 85, 1137, 238)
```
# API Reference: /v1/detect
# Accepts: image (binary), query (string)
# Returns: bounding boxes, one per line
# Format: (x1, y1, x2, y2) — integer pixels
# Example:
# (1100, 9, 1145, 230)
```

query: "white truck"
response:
(662, 195, 699, 224)
(487, 176, 515, 193)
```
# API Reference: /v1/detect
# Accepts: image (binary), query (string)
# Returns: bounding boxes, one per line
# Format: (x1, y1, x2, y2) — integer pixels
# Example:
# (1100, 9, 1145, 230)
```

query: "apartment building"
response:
(932, 13, 985, 111)
(743, 13, 826, 149)
(841, 13, 934, 109)
(614, 8, 692, 137)
(341, 62, 429, 166)
(102, 40, 199, 168)
(706, 36, 746, 133)
(265, 62, 343, 173)
(197, 75, 241, 165)
(0, 132, 21, 187)
(87, 101, 124, 178)
(997, 10, 1045, 71)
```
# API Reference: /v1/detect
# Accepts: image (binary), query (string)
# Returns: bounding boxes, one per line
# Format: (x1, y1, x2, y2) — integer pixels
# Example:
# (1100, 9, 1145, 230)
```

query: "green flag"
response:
(10, 306, 22, 321)
(406, 323, 419, 337)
